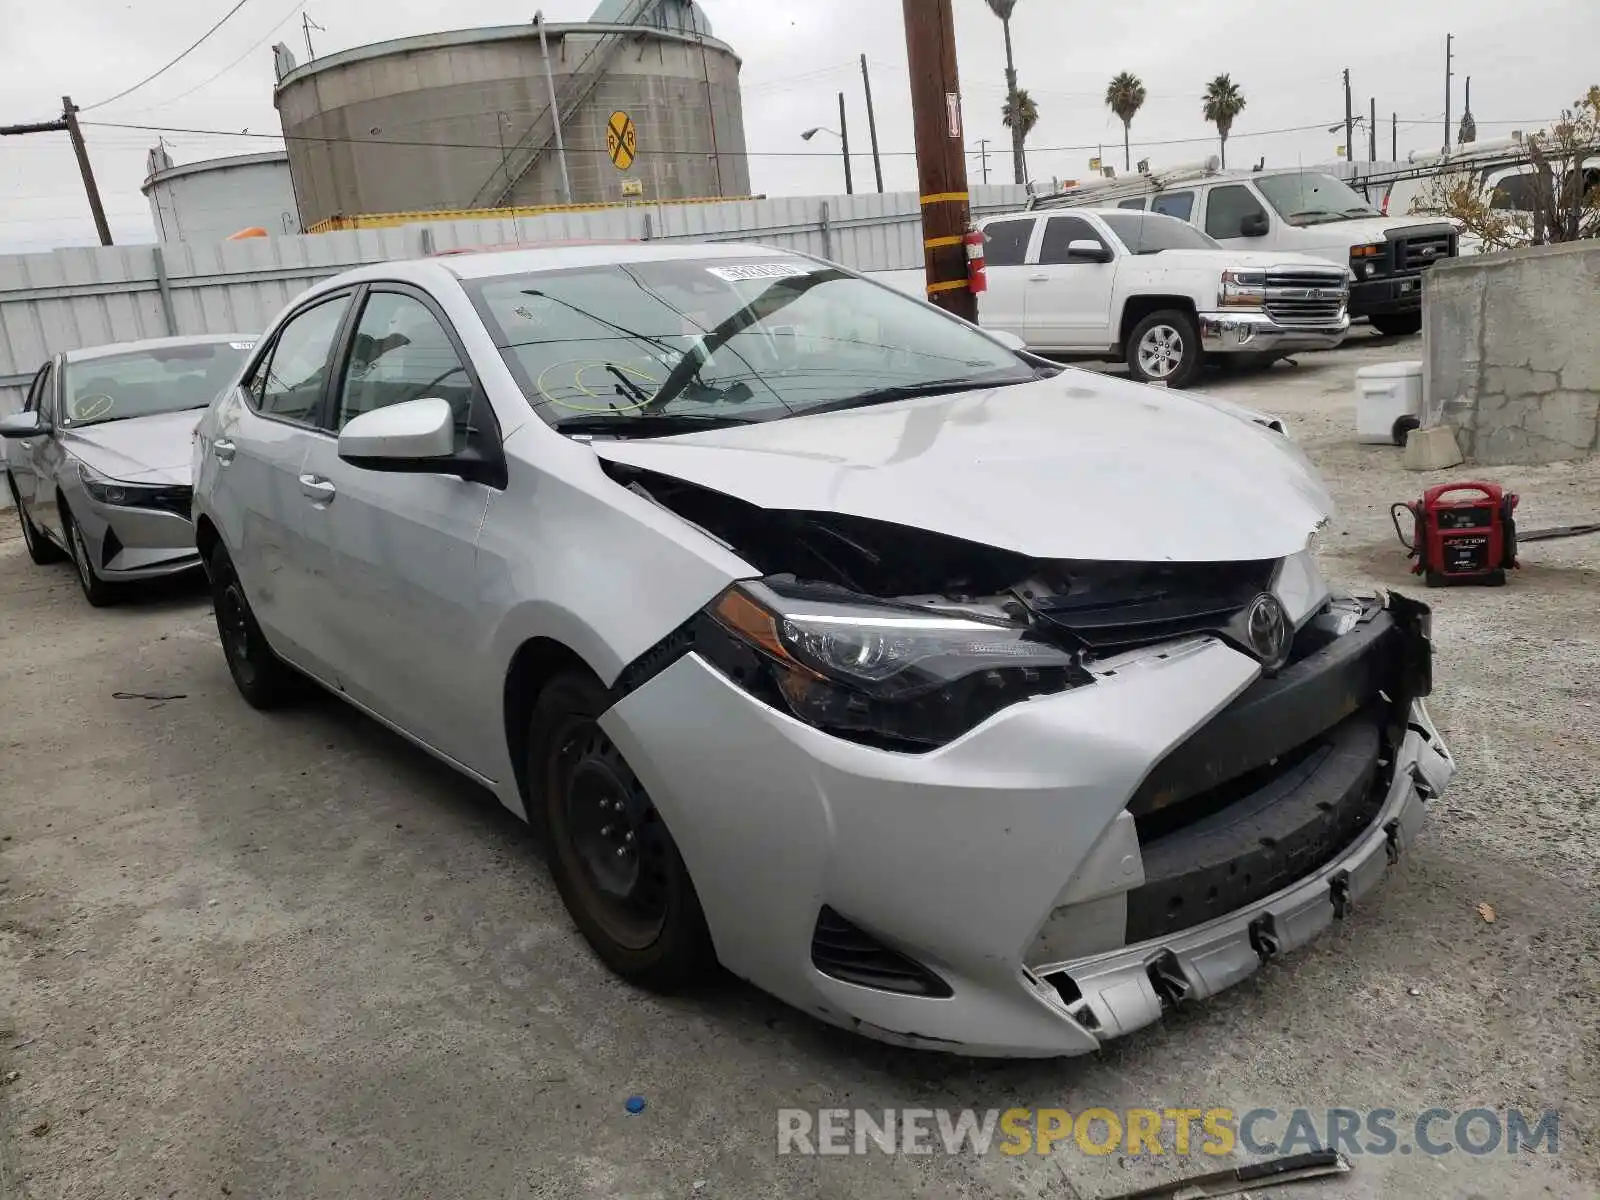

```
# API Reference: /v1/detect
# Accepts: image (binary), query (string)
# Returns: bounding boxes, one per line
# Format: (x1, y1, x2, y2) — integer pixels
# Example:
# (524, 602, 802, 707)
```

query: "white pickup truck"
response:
(873, 208, 1351, 389)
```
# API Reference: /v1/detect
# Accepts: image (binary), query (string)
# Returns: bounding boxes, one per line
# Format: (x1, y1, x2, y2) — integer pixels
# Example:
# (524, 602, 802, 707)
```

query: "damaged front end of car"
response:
(599, 459, 1453, 1055)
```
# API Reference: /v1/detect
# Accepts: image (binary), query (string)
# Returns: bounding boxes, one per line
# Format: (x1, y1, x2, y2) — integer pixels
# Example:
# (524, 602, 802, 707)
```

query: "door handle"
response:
(298, 474, 336, 504)
(213, 439, 237, 464)
(1029, 274, 1049, 282)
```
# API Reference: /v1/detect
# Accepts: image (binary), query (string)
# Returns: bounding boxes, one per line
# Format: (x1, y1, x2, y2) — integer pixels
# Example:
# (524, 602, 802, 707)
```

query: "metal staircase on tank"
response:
(469, 0, 665, 210)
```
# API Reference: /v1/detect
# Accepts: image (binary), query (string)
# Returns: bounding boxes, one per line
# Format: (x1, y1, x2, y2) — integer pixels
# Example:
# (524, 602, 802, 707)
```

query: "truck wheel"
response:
(1371, 312, 1423, 337)
(1392, 415, 1421, 446)
(1127, 311, 1202, 389)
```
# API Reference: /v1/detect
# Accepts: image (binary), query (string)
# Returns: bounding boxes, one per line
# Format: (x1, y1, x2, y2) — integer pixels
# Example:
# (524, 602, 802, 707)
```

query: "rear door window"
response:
(253, 295, 353, 426)
(1152, 191, 1195, 221)
(1118, 198, 1148, 210)
(982, 219, 1036, 267)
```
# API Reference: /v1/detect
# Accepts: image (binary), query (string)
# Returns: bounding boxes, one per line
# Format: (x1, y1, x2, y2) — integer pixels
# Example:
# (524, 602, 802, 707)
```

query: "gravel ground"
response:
(2, 327, 1597, 1200)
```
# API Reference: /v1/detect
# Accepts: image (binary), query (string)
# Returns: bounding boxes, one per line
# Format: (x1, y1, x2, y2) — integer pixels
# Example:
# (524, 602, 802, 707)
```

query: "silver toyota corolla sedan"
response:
(2, 334, 256, 605)
(191, 243, 1454, 1057)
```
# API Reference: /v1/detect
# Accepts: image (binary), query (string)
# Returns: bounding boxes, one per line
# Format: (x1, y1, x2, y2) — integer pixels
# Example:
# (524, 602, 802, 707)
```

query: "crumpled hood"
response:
(592, 371, 1336, 563)
(63, 409, 201, 485)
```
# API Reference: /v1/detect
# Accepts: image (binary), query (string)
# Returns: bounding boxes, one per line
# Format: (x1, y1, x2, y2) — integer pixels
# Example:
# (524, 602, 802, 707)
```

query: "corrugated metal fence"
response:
(0, 186, 1030, 417)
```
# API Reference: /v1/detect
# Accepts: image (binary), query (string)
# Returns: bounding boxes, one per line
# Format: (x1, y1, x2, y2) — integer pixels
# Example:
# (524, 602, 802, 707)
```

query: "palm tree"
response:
(1001, 88, 1040, 144)
(1105, 71, 1147, 172)
(985, 0, 1027, 184)
(1202, 74, 1247, 168)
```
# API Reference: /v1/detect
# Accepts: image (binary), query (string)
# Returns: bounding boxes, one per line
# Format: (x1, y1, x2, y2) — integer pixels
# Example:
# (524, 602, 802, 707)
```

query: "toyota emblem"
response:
(1245, 594, 1290, 666)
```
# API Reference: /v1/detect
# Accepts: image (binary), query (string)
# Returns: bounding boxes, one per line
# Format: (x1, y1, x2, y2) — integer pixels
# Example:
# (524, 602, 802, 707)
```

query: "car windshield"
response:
(1099, 211, 1221, 253)
(466, 257, 1041, 434)
(1254, 172, 1381, 226)
(62, 342, 251, 428)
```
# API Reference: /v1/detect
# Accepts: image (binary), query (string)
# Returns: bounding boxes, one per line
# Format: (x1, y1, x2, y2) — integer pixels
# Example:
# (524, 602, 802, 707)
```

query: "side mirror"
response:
(0, 411, 48, 438)
(1240, 212, 1270, 238)
(987, 330, 1028, 353)
(339, 397, 456, 466)
(1067, 239, 1114, 263)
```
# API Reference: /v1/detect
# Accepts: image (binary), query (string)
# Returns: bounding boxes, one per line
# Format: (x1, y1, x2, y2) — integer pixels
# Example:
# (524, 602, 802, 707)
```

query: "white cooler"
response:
(1356, 360, 1425, 446)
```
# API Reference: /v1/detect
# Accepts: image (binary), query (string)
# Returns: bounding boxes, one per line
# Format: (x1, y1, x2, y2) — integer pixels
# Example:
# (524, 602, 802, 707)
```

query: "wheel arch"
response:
(1119, 295, 1200, 348)
(503, 635, 610, 829)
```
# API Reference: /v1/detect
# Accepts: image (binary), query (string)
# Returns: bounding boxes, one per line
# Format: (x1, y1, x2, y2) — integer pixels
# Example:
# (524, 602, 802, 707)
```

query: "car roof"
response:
(63, 333, 257, 365)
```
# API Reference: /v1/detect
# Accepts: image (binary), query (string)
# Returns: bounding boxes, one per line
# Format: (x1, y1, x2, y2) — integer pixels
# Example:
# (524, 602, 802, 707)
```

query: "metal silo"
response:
(273, 0, 748, 228)
(141, 148, 301, 242)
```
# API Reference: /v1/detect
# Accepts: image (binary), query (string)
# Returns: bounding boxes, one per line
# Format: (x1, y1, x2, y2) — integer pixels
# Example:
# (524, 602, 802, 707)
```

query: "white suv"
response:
(875, 208, 1350, 389)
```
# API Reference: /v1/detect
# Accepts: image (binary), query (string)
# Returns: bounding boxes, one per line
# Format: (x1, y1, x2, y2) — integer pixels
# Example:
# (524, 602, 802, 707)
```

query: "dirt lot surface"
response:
(3, 327, 1597, 1199)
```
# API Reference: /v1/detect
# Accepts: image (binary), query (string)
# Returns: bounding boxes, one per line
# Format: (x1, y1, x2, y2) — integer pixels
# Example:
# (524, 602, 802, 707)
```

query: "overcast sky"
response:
(2, 0, 1594, 252)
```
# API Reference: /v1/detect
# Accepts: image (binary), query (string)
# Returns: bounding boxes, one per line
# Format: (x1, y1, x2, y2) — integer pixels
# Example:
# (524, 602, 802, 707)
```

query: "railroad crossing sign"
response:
(607, 110, 638, 171)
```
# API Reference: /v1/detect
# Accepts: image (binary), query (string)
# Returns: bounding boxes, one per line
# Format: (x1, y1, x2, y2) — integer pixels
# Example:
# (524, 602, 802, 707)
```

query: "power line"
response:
(84, 116, 1358, 158)
(82, 0, 260, 112)
(118, 0, 307, 116)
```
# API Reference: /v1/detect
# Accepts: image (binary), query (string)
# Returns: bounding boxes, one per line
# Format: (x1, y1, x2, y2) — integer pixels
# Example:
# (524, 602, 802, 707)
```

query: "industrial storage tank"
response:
(141, 148, 301, 243)
(272, 0, 749, 228)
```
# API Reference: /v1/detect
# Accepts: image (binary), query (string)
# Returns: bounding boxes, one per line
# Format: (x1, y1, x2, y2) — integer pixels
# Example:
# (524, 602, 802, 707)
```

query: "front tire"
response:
(1371, 311, 1423, 337)
(63, 505, 119, 607)
(210, 544, 302, 709)
(530, 672, 715, 992)
(7, 477, 64, 565)
(1127, 310, 1203, 389)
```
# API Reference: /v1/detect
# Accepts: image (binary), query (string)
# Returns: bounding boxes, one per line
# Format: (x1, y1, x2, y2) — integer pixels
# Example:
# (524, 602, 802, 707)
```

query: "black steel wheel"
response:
(209, 544, 301, 709)
(7, 476, 64, 566)
(532, 672, 715, 991)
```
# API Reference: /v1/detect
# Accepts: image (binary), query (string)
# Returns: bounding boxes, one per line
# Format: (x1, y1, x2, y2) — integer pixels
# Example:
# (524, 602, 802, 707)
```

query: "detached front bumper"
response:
(1199, 310, 1350, 354)
(602, 593, 1449, 1058)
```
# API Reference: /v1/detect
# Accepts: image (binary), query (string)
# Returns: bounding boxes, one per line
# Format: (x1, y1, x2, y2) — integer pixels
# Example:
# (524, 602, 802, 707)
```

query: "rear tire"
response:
(1371, 311, 1423, 337)
(210, 544, 302, 709)
(63, 505, 119, 607)
(530, 671, 715, 992)
(1127, 310, 1203, 389)
(1392, 415, 1421, 447)
(7, 476, 64, 565)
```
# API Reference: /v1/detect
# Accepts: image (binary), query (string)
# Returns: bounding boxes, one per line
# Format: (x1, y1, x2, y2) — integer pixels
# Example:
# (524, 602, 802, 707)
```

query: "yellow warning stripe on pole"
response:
(923, 234, 964, 249)
(926, 279, 968, 294)
(920, 191, 969, 206)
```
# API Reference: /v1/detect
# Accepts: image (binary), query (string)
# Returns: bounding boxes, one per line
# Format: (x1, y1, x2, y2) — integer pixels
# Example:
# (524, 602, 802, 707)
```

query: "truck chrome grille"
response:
(1263, 271, 1348, 327)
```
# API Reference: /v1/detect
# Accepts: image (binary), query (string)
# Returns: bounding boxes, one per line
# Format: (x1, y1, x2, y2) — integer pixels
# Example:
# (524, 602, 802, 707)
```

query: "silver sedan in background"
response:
(1, 334, 255, 606)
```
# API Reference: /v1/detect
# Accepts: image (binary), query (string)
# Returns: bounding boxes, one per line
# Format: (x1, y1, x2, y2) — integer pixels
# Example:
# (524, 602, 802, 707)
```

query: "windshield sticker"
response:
(229, 341, 256, 350)
(705, 263, 813, 283)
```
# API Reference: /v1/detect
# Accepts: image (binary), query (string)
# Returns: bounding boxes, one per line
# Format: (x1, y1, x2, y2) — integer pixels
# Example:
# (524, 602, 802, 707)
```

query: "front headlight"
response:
(696, 582, 1092, 749)
(78, 463, 169, 508)
(1219, 268, 1267, 308)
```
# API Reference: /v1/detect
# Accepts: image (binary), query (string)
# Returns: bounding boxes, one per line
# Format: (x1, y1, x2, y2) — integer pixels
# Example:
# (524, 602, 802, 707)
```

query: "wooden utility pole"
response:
(1370, 97, 1377, 161)
(902, 0, 975, 321)
(1, 97, 112, 245)
(1343, 69, 1354, 162)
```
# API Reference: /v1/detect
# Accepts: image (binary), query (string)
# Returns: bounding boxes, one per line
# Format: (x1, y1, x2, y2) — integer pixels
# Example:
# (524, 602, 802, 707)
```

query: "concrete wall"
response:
(1425, 240, 1600, 464)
